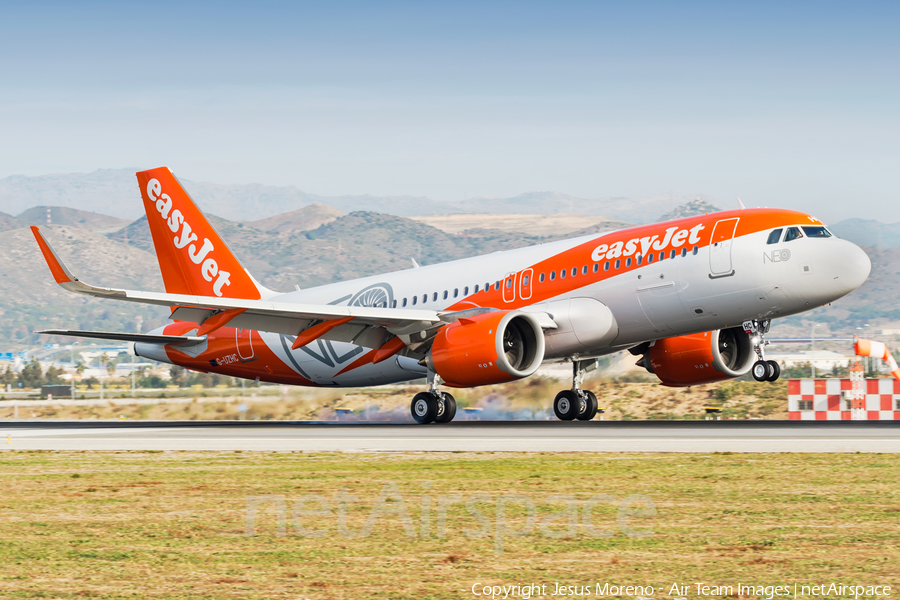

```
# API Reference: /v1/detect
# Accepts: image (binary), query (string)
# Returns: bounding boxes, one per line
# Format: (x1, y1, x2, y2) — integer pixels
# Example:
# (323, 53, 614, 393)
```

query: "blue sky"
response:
(1, 1, 898, 222)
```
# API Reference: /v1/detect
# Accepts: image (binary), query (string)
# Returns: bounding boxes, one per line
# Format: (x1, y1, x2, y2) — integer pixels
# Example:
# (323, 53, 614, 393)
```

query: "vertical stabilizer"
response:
(135, 167, 269, 300)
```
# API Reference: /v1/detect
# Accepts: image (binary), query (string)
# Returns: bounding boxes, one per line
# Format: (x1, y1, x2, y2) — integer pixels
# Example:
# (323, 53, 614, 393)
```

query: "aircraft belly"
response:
(542, 297, 618, 358)
(263, 332, 419, 387)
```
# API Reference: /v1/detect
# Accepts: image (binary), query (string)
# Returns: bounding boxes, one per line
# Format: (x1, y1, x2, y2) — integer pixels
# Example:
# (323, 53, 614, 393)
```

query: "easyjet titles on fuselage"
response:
(591, 223, 706, 262)
(146, 178, 232, 296)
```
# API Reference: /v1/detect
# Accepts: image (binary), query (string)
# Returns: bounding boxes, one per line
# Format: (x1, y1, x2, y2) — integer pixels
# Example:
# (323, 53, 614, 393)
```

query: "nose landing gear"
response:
(553, 359, 599, 421)
(745, 319, 781, 382)
(410, 373, 457, 424)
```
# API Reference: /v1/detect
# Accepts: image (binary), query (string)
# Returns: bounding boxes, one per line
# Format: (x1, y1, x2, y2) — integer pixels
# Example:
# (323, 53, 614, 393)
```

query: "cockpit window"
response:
(802, 226, 832, 238)
(784, 227, 803, 242)
(767, 229, 783, 245)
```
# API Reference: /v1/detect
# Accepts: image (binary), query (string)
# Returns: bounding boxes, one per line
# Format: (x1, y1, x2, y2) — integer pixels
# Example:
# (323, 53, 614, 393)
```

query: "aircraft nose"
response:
(832, 239, 871, 295)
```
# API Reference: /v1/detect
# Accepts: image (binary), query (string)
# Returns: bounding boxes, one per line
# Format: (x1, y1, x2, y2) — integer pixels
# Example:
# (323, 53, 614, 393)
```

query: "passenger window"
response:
(412, 296, 417, 305)
(604, 261, 610, 271)
(560, 269, 567, 279)
(522, 275, 529, 286)
(464, 286, 469, 295)
(636, 255, 642, 265)
(692, 245, 698, 255)
(784, 227, 803, 242)
(802, 226, 832, 238)
(571, 267, 577, 277)
(485, 282, 490, 292)
(539, 273, 545, 283)
(626, 257, 632, 267)
(659, 252, 665, 261)
(647, 253, 654, 264)
(615, 259, 621, 269)
(505, 278, 513, 289)
(550, 271, 556, 281)
(402, 298, 408, 307)
(681, 247, 687, 257)
(433, 292, 438, 302)
(423, 294, 428, 303)
(593, 263, 599, 273)
(495, 281, 500, 290)
(443, 291, 448, 300)
(582, 265, 588, 275)
(670, 249, 676, 259)
(453, 288, 458, 298)
(392, 299, 397, 308)
(767, 228, 783, 244)
(474, 285, 479, 293)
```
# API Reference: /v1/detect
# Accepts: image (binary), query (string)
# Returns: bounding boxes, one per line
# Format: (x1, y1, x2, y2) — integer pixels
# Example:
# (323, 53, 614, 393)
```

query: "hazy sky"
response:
(1, 1, 898, 223)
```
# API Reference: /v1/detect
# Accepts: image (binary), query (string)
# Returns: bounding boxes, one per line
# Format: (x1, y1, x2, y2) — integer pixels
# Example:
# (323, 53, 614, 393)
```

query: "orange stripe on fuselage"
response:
(444, 208, 818, 312)
(161, 321, 316, 386)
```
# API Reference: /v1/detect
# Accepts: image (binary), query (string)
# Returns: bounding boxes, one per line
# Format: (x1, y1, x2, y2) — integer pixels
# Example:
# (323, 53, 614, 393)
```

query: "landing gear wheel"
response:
(576, 391, 598, 421)
(411, 392, 438, 424)
(751, 360, 769, 382)
(434, 392, 457, 423)
(554, 390, 579, 421)
(765, 360, 781, 382)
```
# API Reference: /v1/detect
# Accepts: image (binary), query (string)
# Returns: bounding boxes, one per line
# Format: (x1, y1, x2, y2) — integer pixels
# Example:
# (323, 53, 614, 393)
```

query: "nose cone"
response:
(832, 239, 871, 296)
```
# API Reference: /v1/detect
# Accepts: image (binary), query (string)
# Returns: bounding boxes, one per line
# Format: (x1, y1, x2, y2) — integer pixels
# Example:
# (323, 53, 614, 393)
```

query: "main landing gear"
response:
(553, 359, 599, 421)
(745, 319, 781, 383)
(410, 374, 457, 424)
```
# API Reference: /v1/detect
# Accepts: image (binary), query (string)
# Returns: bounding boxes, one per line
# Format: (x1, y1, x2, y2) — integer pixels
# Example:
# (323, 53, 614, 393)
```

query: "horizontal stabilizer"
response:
(37, 329, 204, 344)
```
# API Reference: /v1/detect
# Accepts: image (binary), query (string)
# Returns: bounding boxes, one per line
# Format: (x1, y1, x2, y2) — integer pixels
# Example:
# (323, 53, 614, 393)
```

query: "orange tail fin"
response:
(135, 167, 269, 300)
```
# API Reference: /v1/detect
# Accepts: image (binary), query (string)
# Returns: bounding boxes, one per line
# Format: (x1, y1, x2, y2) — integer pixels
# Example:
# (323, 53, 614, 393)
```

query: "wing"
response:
(31, 226, 443, 350)
(32, 226, 557, 357)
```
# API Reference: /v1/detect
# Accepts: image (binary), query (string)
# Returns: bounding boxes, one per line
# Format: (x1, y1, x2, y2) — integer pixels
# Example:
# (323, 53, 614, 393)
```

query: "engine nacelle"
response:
(428, 310, 545, 387)
(635, 327, 755, 387)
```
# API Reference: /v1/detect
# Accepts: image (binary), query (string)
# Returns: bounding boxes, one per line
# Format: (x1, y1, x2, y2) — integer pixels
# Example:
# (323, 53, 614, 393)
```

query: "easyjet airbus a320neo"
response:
(32, 167, 871, 423)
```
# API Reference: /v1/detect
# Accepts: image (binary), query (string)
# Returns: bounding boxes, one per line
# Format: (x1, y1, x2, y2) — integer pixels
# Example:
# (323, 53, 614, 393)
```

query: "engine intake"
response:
(428, 310, 545, 387)
(634, 327, 755, 387)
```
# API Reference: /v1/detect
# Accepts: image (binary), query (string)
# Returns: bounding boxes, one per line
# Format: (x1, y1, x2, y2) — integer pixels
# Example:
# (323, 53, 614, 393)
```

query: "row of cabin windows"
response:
(538, 245, 700, 282)
(396, 280, 504, 307)
(391, 245, 702, 307)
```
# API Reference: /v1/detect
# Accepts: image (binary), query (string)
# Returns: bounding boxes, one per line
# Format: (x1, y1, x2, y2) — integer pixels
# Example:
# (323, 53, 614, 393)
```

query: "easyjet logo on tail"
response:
(147, 178, 231, 297)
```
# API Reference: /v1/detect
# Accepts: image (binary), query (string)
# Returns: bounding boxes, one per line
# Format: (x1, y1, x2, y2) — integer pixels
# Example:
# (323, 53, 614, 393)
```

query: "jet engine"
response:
(631, 327, 756, 387)
(427, 310, 545, 387)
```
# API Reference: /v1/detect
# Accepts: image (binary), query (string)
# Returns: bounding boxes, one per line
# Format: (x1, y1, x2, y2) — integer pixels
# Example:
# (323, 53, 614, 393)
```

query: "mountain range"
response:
(0, 168, 713, 223)
(0, 187, 897, 348)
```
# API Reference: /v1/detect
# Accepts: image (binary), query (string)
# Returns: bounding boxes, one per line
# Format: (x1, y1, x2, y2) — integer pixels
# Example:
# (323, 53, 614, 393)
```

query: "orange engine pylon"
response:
(855, 338, 900, 380)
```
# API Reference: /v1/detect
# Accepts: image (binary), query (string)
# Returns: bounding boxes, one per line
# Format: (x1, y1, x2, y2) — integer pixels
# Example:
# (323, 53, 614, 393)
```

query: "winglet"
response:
(31, 226, 76, 284)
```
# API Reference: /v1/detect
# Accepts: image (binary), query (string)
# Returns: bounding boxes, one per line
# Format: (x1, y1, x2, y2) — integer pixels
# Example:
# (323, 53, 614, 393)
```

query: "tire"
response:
(554, 390, 579, 421)
(577, 391, 598, 421)
(434, 392, 457, 423)
(411, 392, 438, 424)
(751, 360, 768, 382)
(765, 360, 781, 382)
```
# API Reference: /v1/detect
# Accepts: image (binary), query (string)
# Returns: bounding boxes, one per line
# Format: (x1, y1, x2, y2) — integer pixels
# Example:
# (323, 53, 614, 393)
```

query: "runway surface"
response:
(1, 420, 898, 452)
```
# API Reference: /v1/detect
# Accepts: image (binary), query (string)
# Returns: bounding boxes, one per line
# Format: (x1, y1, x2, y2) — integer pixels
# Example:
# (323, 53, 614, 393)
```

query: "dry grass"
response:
(4, 377, 790, 422)
(0, 452, 896, 598)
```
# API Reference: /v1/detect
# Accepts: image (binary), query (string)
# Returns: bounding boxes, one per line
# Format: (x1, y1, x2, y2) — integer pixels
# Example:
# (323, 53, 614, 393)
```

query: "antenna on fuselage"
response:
(736, 197, 746, 210)
(411, 258, 420, 268)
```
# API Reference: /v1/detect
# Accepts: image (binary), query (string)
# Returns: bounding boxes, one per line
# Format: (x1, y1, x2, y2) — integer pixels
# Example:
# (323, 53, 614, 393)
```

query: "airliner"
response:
(32, 167, 871, 423)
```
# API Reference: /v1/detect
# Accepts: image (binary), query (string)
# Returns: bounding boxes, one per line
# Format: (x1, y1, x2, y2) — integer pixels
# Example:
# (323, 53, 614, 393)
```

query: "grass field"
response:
(0, 451, 897, 599)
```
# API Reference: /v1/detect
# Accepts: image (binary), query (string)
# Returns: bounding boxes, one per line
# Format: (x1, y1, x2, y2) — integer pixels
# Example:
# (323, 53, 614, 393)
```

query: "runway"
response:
(1, 420, 897, 452)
